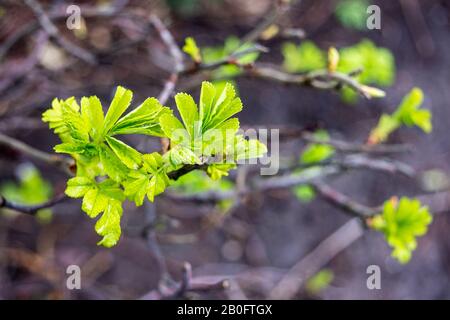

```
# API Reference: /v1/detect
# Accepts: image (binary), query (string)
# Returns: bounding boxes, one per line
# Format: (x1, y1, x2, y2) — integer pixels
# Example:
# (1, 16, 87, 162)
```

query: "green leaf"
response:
(147, 173, 168, 202)
(306, 269, 334, 295)
(123, 170, 149, 206)
(166, 145, 201, 166)
(206, 163, 236, 180)
(335, 0, 370, 31)
(368, 114, 400, 144)
(105, 136, 142, 169)
(369, 88, 432, 144)
(234, 135, 267, 161)
(182, 37, 201, 63)
(199, 81, 216, 122)
(81, 96, 104, 141)
(103, 86, 133, 134)
(159, 113, 189, 143)
(82, 188, 109, 218)
(65, 176, 93, 198)
(110, 97, 171, 137)
(371, 197, 432, 264)
(175, 92, 199, 138)
(282, 41, 326, 73)
(99, 145, 129, 182)
(0, 164, 52, 206)
(95, 198, 122, 247)
(54, 142, 88, 154)
(394, 87, 432, 133)
(300, 130, 335, 164)
(293, 185, 316, 203)
(124, 152, 169, 205)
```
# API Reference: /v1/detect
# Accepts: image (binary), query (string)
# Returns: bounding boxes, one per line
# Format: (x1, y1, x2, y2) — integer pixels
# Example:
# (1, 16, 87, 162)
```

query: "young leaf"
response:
(81, 96, 105, 141)
(182, 37, 201, 63)
(95, 198, 123, 247)
(175, 93, 199, 138)
(370, 197, 432, 264)
(105, 136, 142, 169)
(110, 98, 171, 137)
(65, 176, 93, 198)
(300, 130, 335, 164)
(103, 86, 133, 134)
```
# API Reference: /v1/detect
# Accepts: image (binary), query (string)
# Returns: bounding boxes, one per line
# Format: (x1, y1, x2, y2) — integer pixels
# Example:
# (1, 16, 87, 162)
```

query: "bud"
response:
(327, 47, 339, 73)
(361, 85, 386, 98)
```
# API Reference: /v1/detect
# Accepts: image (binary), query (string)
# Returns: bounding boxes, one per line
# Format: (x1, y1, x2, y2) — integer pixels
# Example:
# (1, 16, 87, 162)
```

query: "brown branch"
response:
(240, 0, 293, 45)
(24, 0, 97, 65)
(0, 193, 68, 215)
(311, 182, 379, 219)
(246, 66, 375, 99)
(140, 262, 229, 300)
(300, 131, 413, 154)
(0, 132, 74, 175)
(269, 217, 364, 299)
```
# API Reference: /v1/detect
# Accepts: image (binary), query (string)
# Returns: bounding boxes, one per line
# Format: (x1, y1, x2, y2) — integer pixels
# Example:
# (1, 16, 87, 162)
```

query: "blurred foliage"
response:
(338, 39, 395, 102)
(166, 0, 202, 16)
(282, 41, 326, 73)
(0, 164, 53, 222)
(334, 0, 370, 31)
(420, 169, 450, 192)
(300, 130, 335, 165)
(282, 39, 395, 102)
(305, 269, 334, 295)
(183, 37, 202, 63)
(369, 88, 432, 144)
(202, 36, 260, 90)
(292, 130, 335, 203)
(371, 197, 432, 264)
(293, 185, 316, 203)
(170, 170, 234, 210)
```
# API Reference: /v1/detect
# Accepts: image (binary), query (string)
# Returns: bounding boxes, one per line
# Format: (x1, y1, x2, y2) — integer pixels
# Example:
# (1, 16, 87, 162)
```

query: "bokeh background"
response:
(0, 0, 450, 299)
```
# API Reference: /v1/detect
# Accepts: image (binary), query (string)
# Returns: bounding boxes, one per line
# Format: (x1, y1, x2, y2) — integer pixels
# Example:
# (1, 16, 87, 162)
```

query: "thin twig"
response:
(269, 217, 364, 299)
(311, 181, 379, 219)
(0, 132, 74, 175)
(24, 0, 97, 65)
(0, 193, 68, 215)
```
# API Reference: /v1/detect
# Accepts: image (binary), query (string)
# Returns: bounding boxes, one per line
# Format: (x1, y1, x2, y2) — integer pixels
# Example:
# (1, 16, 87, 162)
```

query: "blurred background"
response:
(0, 0, 450, 299)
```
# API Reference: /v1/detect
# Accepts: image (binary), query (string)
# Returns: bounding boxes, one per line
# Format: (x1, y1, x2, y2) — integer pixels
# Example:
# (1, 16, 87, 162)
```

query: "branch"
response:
(24, 0, 97, 65)
(300, 131, 413, 154)
(140, 262, 229, 300)
(181, 44, 269, 75)
(269, 217, 364, 299)
(0, 193, 68, 215)
(246, 66, 376, 99)
(311, 181, 379, 219)
(0, 132, 74, 175)
(148, 14, 184, 107)
(240, 0, 293, 45)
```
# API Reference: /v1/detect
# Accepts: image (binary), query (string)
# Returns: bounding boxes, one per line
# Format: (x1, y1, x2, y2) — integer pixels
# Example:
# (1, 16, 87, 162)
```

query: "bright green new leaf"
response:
(282, 41, 326, 73)
(293, 185, 316, 203)
(301, 130, 335, 164)
(306, 269, 334, 295)
(371, 197, 432, 264)
(105, 136, 142, 169)
(335, 0, 370, 31)
(182, 37, 202, 63)
(65, 176, 93, 198)
(95, 198, 123, 247)
(81, 96, 104, 141)
(110, 98, 171, 137)
(103, 86, 133, 134)
(369, 88, 432, 144)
